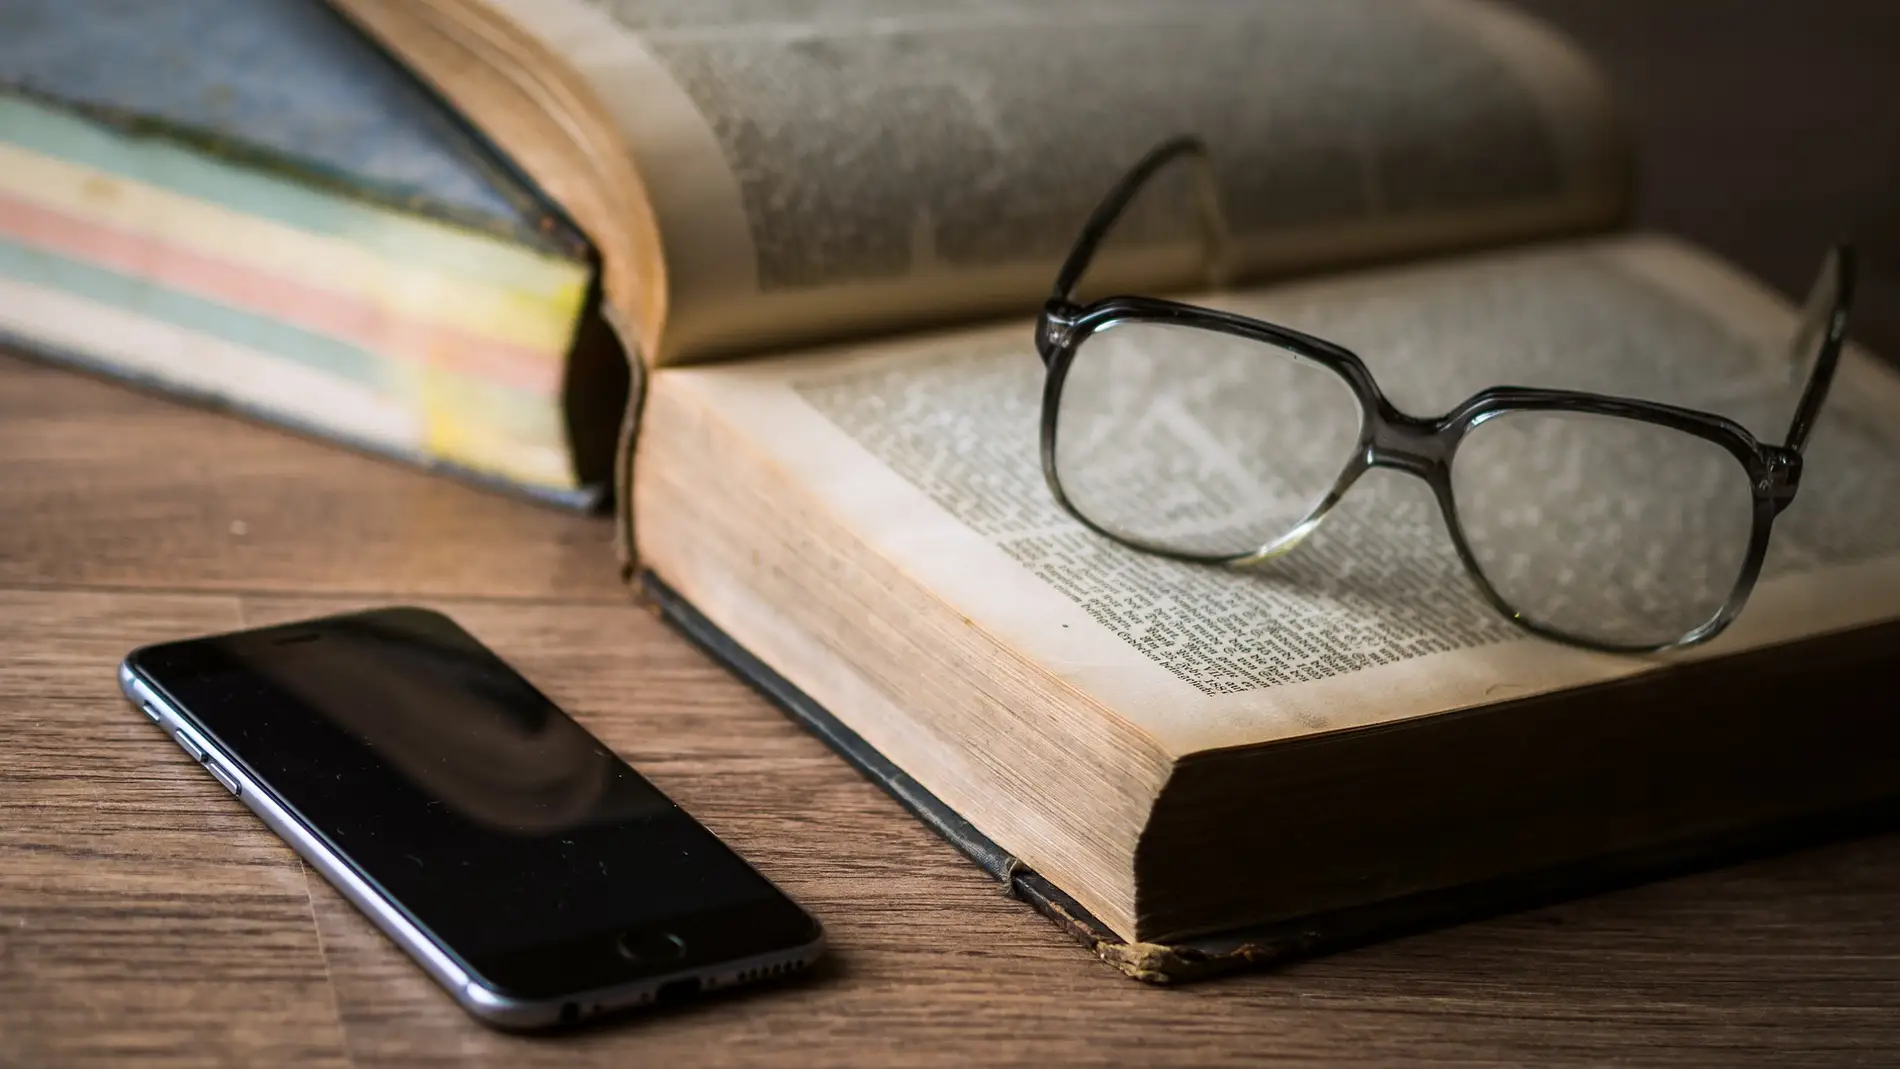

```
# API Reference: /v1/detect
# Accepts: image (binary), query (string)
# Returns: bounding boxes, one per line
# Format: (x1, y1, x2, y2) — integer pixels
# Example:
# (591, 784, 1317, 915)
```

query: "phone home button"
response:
(615, 930, 687, 963)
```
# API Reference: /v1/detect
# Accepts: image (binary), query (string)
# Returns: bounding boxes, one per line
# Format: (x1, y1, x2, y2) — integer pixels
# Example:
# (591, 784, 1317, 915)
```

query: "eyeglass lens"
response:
(1052, 320, 1363, 560)
(1053, 322, 1761, 648)
(1452, 411, 1757, 647)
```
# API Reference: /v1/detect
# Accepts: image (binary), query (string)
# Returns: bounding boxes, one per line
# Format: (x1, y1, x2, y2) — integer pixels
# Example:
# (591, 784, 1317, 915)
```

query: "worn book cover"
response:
(0, 0, 622, 506)
(644, 574, 1900, 982)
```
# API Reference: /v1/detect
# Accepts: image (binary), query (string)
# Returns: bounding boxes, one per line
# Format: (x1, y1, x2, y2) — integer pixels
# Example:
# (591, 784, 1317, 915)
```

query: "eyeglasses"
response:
(1034, 138, 1856, 653)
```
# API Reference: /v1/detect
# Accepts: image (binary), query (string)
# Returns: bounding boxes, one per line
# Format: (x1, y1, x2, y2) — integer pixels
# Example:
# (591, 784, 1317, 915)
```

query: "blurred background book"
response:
(0, 0, 626, 508)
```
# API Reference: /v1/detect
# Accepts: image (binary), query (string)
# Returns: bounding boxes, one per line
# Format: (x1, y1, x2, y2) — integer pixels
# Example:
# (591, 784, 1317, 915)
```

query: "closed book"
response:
(0, 0, 625, 506)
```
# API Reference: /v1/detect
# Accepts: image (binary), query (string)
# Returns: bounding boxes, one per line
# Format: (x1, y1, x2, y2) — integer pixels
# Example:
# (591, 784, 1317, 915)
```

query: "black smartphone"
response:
(119, 606, 823, 1030)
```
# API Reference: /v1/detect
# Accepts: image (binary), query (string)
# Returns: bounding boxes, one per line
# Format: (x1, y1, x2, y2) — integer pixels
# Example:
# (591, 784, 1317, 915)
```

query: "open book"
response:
(336, 0, 1900, 978)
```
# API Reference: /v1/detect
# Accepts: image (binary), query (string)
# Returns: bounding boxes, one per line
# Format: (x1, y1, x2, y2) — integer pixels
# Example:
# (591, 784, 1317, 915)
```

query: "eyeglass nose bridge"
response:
(1362, 409, 1454, 485)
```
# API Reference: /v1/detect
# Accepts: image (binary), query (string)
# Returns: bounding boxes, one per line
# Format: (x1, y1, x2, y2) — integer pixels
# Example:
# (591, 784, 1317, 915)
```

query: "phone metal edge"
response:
(118, 660, 826, 1030)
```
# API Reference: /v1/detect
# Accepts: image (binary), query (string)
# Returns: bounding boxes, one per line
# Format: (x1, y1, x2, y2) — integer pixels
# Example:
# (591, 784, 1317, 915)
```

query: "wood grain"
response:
(4, 3, 1900, 1063)
(0, 591, 350, 1069)
(7, 578, 1898, 1065)
(0, 354, 621, 602)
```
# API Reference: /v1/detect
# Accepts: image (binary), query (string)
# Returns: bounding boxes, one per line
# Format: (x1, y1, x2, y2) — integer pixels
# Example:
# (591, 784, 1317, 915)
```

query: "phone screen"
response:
(128, 608, 816, 1000)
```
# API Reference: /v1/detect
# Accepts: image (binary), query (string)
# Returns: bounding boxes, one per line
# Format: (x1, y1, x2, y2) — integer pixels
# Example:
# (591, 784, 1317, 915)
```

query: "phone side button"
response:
(171, 722, 213, 763)
(206, 761, 242, 798)
(172, 730, 207, 763)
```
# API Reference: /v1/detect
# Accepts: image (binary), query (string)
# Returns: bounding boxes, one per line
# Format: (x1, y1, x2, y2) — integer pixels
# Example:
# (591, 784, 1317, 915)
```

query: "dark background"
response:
(1507, 0, 1900, 357)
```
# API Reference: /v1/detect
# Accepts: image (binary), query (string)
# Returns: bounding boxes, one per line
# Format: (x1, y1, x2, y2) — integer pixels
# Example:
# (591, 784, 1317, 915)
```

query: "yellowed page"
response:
(641, 235, 1900, 760)
(328, 0, 667, 352)
(419, 0, 1630, 365)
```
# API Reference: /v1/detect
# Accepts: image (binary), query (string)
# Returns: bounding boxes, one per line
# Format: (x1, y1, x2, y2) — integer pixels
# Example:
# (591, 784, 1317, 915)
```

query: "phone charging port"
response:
(655, 977, 700, 1004)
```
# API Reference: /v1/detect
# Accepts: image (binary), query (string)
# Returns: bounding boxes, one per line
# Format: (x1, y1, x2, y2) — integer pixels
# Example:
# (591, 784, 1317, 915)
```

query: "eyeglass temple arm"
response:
(1781, 244, 1857, 455)
(1049, 135, 1233, 303)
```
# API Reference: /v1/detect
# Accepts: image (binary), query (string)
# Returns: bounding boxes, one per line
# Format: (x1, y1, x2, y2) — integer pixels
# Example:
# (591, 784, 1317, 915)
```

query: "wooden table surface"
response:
(5, 4, 1900, 1066)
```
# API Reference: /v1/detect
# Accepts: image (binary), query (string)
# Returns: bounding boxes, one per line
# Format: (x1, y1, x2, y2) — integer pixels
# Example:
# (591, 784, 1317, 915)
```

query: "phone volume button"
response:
(171, 723, 211, 763)
(206, 762, 242, 798)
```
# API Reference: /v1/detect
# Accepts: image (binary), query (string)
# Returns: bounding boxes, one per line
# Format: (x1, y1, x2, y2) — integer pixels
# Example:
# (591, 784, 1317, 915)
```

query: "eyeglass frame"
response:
(1033, 136, 1857, 653)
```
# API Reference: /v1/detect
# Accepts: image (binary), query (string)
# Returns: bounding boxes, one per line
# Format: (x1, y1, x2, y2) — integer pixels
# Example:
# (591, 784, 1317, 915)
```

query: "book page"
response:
(461, 0, 1628, 364)
(648, 235, 1900, 758)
